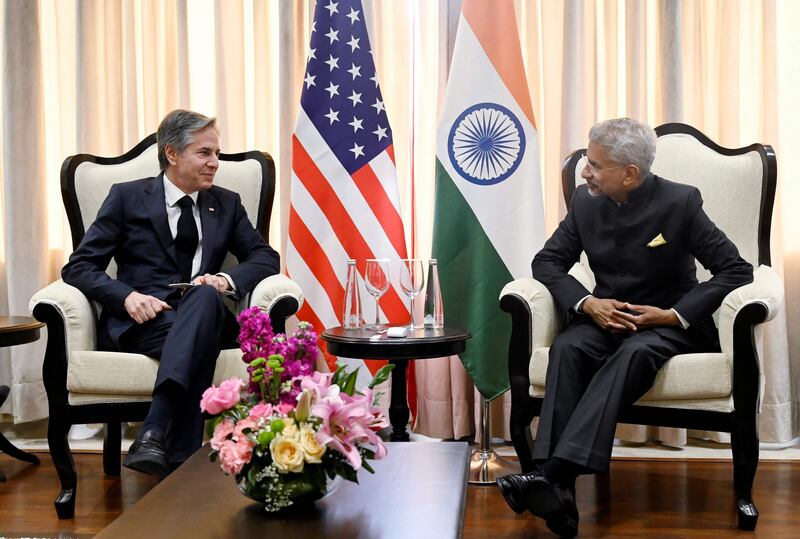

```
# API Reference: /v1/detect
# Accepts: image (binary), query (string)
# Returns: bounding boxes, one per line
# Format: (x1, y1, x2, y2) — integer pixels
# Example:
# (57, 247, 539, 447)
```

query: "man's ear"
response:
(164, 144, 179, 166)
(623, 164, 640, 186)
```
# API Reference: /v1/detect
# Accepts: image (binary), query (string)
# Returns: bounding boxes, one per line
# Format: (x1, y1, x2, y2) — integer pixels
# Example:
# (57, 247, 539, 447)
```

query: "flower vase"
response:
(237, 474, 343, 513)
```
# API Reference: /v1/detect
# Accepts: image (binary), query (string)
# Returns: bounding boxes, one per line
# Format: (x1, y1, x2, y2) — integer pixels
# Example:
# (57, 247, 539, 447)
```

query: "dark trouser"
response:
(533, 317, 717, 474)
(105, 286, 239, 464)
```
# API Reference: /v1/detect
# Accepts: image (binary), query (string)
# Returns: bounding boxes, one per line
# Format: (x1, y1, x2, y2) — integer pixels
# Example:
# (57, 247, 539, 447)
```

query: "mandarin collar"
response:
(622, 173, 655, 205)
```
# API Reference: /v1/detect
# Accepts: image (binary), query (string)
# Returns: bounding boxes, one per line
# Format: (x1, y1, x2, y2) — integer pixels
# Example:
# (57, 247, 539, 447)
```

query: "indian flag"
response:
(432, 0, 546, 401)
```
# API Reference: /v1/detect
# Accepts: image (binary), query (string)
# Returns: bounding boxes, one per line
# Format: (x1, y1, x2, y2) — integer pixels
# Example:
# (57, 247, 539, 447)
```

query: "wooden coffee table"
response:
(0, 316, 44, 482)
(96, 441, 470, 539)
(321, 326, 470, 441)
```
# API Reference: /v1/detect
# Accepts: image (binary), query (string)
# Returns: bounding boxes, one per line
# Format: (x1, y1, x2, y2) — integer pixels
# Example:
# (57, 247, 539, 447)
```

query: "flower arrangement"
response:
(200, 306, 393, 512)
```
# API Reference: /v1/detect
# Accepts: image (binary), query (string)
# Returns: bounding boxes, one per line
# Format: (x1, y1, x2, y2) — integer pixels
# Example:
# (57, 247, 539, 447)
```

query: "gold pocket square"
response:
(647, 233, 667, 248)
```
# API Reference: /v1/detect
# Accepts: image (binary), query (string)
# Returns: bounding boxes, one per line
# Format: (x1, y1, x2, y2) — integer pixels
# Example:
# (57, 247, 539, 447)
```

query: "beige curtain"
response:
(1, 0, 797, 447)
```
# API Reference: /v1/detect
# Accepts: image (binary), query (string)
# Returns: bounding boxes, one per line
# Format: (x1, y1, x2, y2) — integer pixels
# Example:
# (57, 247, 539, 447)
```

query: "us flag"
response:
(287, 0, 410, 385)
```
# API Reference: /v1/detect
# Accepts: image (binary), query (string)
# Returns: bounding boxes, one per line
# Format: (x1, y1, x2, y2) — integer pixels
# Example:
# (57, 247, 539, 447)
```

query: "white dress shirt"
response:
(163, 175, 202, 278)
(163, 175, 236, 292)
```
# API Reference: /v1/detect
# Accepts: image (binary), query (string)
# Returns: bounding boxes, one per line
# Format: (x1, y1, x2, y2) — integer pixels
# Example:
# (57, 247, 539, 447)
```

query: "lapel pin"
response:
(208, 207, 215, 212)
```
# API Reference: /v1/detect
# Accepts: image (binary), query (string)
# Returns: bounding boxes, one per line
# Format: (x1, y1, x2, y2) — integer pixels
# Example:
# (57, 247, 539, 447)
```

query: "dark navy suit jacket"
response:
(532, 174, 753, 331)
(62, 173, 280, 345)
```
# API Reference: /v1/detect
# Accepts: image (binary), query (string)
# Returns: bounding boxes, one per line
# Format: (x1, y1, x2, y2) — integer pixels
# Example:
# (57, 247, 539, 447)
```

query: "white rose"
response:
(270, 434, 305, 473)
(299, 424, 326, 463)
(281, 417, 299, 439)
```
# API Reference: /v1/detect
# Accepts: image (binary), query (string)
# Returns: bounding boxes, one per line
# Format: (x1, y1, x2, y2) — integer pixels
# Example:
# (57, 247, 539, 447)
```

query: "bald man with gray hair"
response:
(497, 118, 753, 537)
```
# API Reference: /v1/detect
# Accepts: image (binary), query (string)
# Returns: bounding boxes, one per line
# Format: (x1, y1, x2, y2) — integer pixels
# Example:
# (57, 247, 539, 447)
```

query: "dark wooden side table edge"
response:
(0, 317, 44, 482)
(321, 327, 471, 442)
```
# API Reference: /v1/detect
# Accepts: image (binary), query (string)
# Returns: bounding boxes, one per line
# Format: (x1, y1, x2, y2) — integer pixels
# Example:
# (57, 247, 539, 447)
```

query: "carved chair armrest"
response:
(717, 265, 784, 358)
(715, 265, 784, 412)
(248, 274, 304, 334)
(499, 277, 558, 359)
(29, 279, 97, 352)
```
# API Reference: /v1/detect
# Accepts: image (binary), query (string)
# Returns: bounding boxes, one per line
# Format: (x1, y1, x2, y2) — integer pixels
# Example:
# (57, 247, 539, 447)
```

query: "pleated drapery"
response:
(0, 0, 797, 448)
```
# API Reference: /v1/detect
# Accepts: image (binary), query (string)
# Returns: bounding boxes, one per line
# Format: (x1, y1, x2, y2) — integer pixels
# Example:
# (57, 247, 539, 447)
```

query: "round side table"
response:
(321, 326, 471, 441)
(0, 316, 44, 482)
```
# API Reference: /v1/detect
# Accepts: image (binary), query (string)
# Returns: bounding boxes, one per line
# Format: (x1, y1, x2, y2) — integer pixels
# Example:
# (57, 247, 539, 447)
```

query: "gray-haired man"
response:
(497, 118, 753, 536)
(62, 109, 280, 476)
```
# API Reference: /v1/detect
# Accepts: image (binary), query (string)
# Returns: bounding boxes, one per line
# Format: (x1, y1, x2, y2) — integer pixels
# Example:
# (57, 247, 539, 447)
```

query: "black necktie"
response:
(175, 195, 198, 282)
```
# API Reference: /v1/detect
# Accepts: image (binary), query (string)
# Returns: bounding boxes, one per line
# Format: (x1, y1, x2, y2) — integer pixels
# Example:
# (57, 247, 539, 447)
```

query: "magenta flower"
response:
(200, 378, 244, 414)
(237, 306, 274, 363)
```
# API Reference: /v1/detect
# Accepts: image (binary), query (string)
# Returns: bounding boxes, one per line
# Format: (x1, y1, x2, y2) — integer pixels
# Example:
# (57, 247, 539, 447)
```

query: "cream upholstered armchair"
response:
(29, 135, 303, 519)
(500, 123, 782, 531)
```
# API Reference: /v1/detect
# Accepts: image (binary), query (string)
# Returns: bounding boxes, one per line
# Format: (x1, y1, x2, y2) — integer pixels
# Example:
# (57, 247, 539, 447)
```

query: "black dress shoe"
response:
(545, 483, 579, 537)
(496, 470, 545, 514)
(123, 429, 170, 478)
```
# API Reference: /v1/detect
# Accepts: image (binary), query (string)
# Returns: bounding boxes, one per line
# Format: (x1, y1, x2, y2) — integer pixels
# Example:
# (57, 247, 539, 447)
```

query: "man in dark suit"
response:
(62, 109, 280, 477)
(496, 118, 753, 536)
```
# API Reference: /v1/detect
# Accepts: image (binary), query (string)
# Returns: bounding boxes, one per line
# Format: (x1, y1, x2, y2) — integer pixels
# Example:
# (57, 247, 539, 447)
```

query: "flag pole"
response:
(468, 394, 520, 484)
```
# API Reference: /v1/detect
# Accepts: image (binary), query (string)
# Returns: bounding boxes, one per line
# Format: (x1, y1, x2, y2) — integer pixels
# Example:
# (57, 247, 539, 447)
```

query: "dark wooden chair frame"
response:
(32, 134, 299, 519)
(500, 123, 777, 531)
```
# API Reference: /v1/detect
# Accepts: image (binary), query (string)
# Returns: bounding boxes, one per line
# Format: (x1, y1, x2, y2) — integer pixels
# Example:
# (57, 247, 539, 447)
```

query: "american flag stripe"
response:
(286, 243, 341, 334)
(289, 0, 412, 394)
(293, 110, 406, 262)
(287, 206, 343, 312)
(291, 133, 407, 318)
(289, 173, 350, 285)
(351, 160, 406, 257)
(286, 247, 377, 387)
(366, 150, 403, 214)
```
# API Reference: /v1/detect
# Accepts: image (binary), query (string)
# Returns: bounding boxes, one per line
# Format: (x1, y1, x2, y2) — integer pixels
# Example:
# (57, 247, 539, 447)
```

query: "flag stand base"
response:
(468, 395, 520, 484)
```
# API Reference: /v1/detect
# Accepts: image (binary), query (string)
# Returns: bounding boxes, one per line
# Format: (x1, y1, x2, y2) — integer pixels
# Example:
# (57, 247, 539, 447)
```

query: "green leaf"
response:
(368, 363, 396, 389)
(342, 370, 358, 396)
(332, 363, 350, 387)
(361, 459, 375, 474)
(205, 416, 222, 438)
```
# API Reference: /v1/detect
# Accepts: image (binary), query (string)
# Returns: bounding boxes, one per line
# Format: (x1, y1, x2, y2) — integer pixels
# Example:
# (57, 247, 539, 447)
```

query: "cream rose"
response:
(270, 434, 305, 473)
(281, 417, 300, 439)
(299, 424, 326, 463)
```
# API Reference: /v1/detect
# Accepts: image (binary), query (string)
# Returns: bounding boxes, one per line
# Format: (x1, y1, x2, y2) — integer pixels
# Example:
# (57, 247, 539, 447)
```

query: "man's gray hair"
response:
(588, 118, 657, 177)
(157, 109, 218, 170)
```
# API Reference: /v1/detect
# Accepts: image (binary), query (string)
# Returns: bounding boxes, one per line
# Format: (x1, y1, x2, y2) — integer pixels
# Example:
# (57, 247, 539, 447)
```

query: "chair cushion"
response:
(66, 349, 250, 405)
(529, 347, 732, 402)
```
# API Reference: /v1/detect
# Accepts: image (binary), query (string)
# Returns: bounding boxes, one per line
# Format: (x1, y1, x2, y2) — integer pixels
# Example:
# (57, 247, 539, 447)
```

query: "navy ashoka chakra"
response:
(447, 102, 526, 185)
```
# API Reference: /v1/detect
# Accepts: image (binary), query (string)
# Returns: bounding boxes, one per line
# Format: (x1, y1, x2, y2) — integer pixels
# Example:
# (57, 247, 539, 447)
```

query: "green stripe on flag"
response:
(432, 158, 515, 401)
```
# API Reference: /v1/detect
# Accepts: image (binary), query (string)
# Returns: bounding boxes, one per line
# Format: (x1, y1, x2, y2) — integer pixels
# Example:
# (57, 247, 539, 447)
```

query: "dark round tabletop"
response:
(0, 316, 44, 347)
(321, 326, 471, 360)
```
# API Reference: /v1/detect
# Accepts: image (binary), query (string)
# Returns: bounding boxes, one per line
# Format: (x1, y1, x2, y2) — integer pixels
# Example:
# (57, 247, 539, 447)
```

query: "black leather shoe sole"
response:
(496, 476, 527, 514)
(123, 450, 170, 478)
